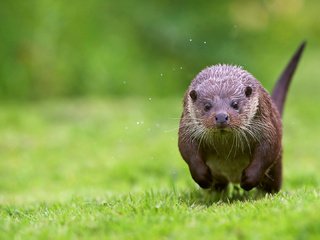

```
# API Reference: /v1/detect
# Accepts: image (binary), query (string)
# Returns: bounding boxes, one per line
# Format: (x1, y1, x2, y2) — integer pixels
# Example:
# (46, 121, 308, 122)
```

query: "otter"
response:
(178, 42, 306, 193)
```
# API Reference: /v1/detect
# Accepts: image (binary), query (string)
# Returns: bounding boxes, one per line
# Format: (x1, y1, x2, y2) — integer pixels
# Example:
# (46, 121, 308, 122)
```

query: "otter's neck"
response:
(201, 130, 254, 158)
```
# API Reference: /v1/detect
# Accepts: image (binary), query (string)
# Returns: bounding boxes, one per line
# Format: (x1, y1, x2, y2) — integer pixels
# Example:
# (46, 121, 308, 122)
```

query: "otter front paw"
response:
(240, 170, 260, 191)
(189, 165, 213, 189)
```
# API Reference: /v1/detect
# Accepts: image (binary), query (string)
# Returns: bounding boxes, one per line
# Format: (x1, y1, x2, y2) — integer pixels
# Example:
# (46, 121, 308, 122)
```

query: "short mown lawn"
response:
(0, 97, 319, 239)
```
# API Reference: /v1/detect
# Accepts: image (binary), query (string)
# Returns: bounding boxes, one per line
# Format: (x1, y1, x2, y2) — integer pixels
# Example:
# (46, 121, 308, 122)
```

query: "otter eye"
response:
(245, 86, 252, 97)
(204, 103, 212, 112)
(231, 101, 239, 110)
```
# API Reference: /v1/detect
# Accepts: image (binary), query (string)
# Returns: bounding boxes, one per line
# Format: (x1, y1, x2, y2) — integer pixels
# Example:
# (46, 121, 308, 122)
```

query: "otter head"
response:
(188, 65, 259, 134)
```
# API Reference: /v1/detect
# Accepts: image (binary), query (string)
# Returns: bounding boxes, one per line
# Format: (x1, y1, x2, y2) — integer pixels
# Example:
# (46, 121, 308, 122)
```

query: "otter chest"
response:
(206, 154, 250, 183)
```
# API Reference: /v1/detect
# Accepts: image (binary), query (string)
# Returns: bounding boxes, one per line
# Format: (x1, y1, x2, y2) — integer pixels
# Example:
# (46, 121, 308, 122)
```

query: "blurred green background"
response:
(1, 1, 320, 238)
(1, 0, 319, 100)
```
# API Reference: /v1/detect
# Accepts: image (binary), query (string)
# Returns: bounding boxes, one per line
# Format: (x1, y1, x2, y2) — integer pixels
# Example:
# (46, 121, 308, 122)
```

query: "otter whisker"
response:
(226, 133, 236, 161)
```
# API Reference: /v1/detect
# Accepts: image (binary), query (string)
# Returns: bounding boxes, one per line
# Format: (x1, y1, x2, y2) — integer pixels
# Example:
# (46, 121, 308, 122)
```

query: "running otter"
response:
(178, 42, 306, 193)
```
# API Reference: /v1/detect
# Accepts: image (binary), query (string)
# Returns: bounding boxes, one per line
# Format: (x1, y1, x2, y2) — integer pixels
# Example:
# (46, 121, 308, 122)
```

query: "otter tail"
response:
(271, 41, 306, 117)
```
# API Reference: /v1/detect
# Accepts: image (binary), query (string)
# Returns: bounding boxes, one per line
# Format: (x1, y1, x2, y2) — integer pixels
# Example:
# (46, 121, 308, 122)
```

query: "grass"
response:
(0, 97, 319, 239)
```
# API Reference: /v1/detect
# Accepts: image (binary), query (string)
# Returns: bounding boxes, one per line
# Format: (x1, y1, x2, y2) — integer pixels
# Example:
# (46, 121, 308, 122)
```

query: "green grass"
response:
(0, 97, 319, 239)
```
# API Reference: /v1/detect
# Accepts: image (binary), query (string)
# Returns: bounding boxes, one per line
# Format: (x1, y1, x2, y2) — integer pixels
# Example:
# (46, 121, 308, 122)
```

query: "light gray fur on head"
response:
(191, 64, 258, 92)
(187, 64, 261, 126)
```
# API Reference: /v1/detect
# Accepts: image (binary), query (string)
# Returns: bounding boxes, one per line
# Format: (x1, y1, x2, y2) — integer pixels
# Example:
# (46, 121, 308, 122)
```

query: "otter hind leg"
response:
(213, 182, 229, 192)
(259, 159, 282, 193)
(212, 175, 229, 192)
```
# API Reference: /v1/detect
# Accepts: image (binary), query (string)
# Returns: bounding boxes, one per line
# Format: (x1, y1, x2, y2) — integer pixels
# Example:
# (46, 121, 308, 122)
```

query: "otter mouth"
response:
(217, 128, 232, 134)
(213, 126, 232, 134)
(205, 123, 233, 133)
(216, 123, 230, 130)
(215, 120, 230, 128)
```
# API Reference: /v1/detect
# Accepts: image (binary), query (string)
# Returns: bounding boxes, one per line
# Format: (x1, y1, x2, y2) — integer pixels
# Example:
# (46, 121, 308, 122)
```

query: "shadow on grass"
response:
(177, 185, 267, 207)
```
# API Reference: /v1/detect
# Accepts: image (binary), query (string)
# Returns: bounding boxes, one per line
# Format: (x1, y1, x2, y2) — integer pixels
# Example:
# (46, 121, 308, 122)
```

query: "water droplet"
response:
(203, 41, 207, 44)
(123, 81, 127, 84)
(180, 66, 183, 70)
(148, 97, 152, 101)
(189, 38, 193, 42)
(160, 73, 163, 77)
(136, 121, 140, 125)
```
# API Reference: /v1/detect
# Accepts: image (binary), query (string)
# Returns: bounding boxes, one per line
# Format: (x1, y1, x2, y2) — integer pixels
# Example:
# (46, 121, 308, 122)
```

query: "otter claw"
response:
(240, 171, 259, 191)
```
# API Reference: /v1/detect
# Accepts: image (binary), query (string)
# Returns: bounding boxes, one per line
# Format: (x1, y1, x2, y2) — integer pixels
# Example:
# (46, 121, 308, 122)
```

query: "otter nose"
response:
(215, 112, 229, 124)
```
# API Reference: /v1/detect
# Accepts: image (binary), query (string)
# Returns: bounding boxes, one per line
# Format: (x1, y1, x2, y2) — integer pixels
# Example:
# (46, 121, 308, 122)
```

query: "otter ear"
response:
(189, 90, 197, 101)
(245, 86, 252, 97)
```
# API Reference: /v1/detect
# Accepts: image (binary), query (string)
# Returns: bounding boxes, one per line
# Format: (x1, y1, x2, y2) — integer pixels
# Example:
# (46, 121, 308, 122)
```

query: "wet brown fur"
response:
(178, 43, 305, 193)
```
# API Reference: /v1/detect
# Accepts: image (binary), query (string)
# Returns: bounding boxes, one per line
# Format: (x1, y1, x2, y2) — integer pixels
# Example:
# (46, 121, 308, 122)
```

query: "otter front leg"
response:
(188, 157, 213, 189)
(178, 138, 213, 189)
(240, 143, 281, 192)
